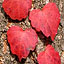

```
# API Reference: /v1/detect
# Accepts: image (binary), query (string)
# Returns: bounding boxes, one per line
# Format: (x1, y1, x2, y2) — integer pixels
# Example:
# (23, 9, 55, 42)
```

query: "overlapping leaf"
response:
(29, 3, 60, 40)
(3, 0, 32, 20)
(37, 45, 61, 64)
(7, 26, 38, 61)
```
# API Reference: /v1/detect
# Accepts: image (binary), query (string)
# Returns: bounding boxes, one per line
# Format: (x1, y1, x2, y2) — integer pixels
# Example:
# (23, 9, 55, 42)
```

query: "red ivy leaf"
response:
(2, 0, 32, 20)
(7, 26, 38, 61)
(37, 45, 61, 64)
(29, 3, 60, 40)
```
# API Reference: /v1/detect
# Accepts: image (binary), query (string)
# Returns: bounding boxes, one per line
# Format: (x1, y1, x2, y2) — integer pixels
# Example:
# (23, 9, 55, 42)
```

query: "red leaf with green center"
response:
(7, 26, 38, 61)
(2, 0, 32, 20)
(29, 3, 60, 40)
(37, 45, 61, 64)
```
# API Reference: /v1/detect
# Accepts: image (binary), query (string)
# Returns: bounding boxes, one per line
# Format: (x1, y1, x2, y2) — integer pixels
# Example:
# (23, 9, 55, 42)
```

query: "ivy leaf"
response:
(29, 3, 60, 40)
(2, 0, 32, 20)
(7, 26, 38, 61)
(37, 45, 61, 64)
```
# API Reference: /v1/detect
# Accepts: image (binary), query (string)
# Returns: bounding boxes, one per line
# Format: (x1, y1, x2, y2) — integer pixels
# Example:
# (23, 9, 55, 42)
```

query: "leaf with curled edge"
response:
(29, 3, 60, 41)
(2, 0, 32, 20)
(7, 26, 38, 61)
(37, 45, 61, 64)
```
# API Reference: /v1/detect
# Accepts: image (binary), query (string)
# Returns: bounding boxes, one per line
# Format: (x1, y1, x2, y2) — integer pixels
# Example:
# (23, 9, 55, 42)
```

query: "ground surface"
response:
(0, 0, 64, 64)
